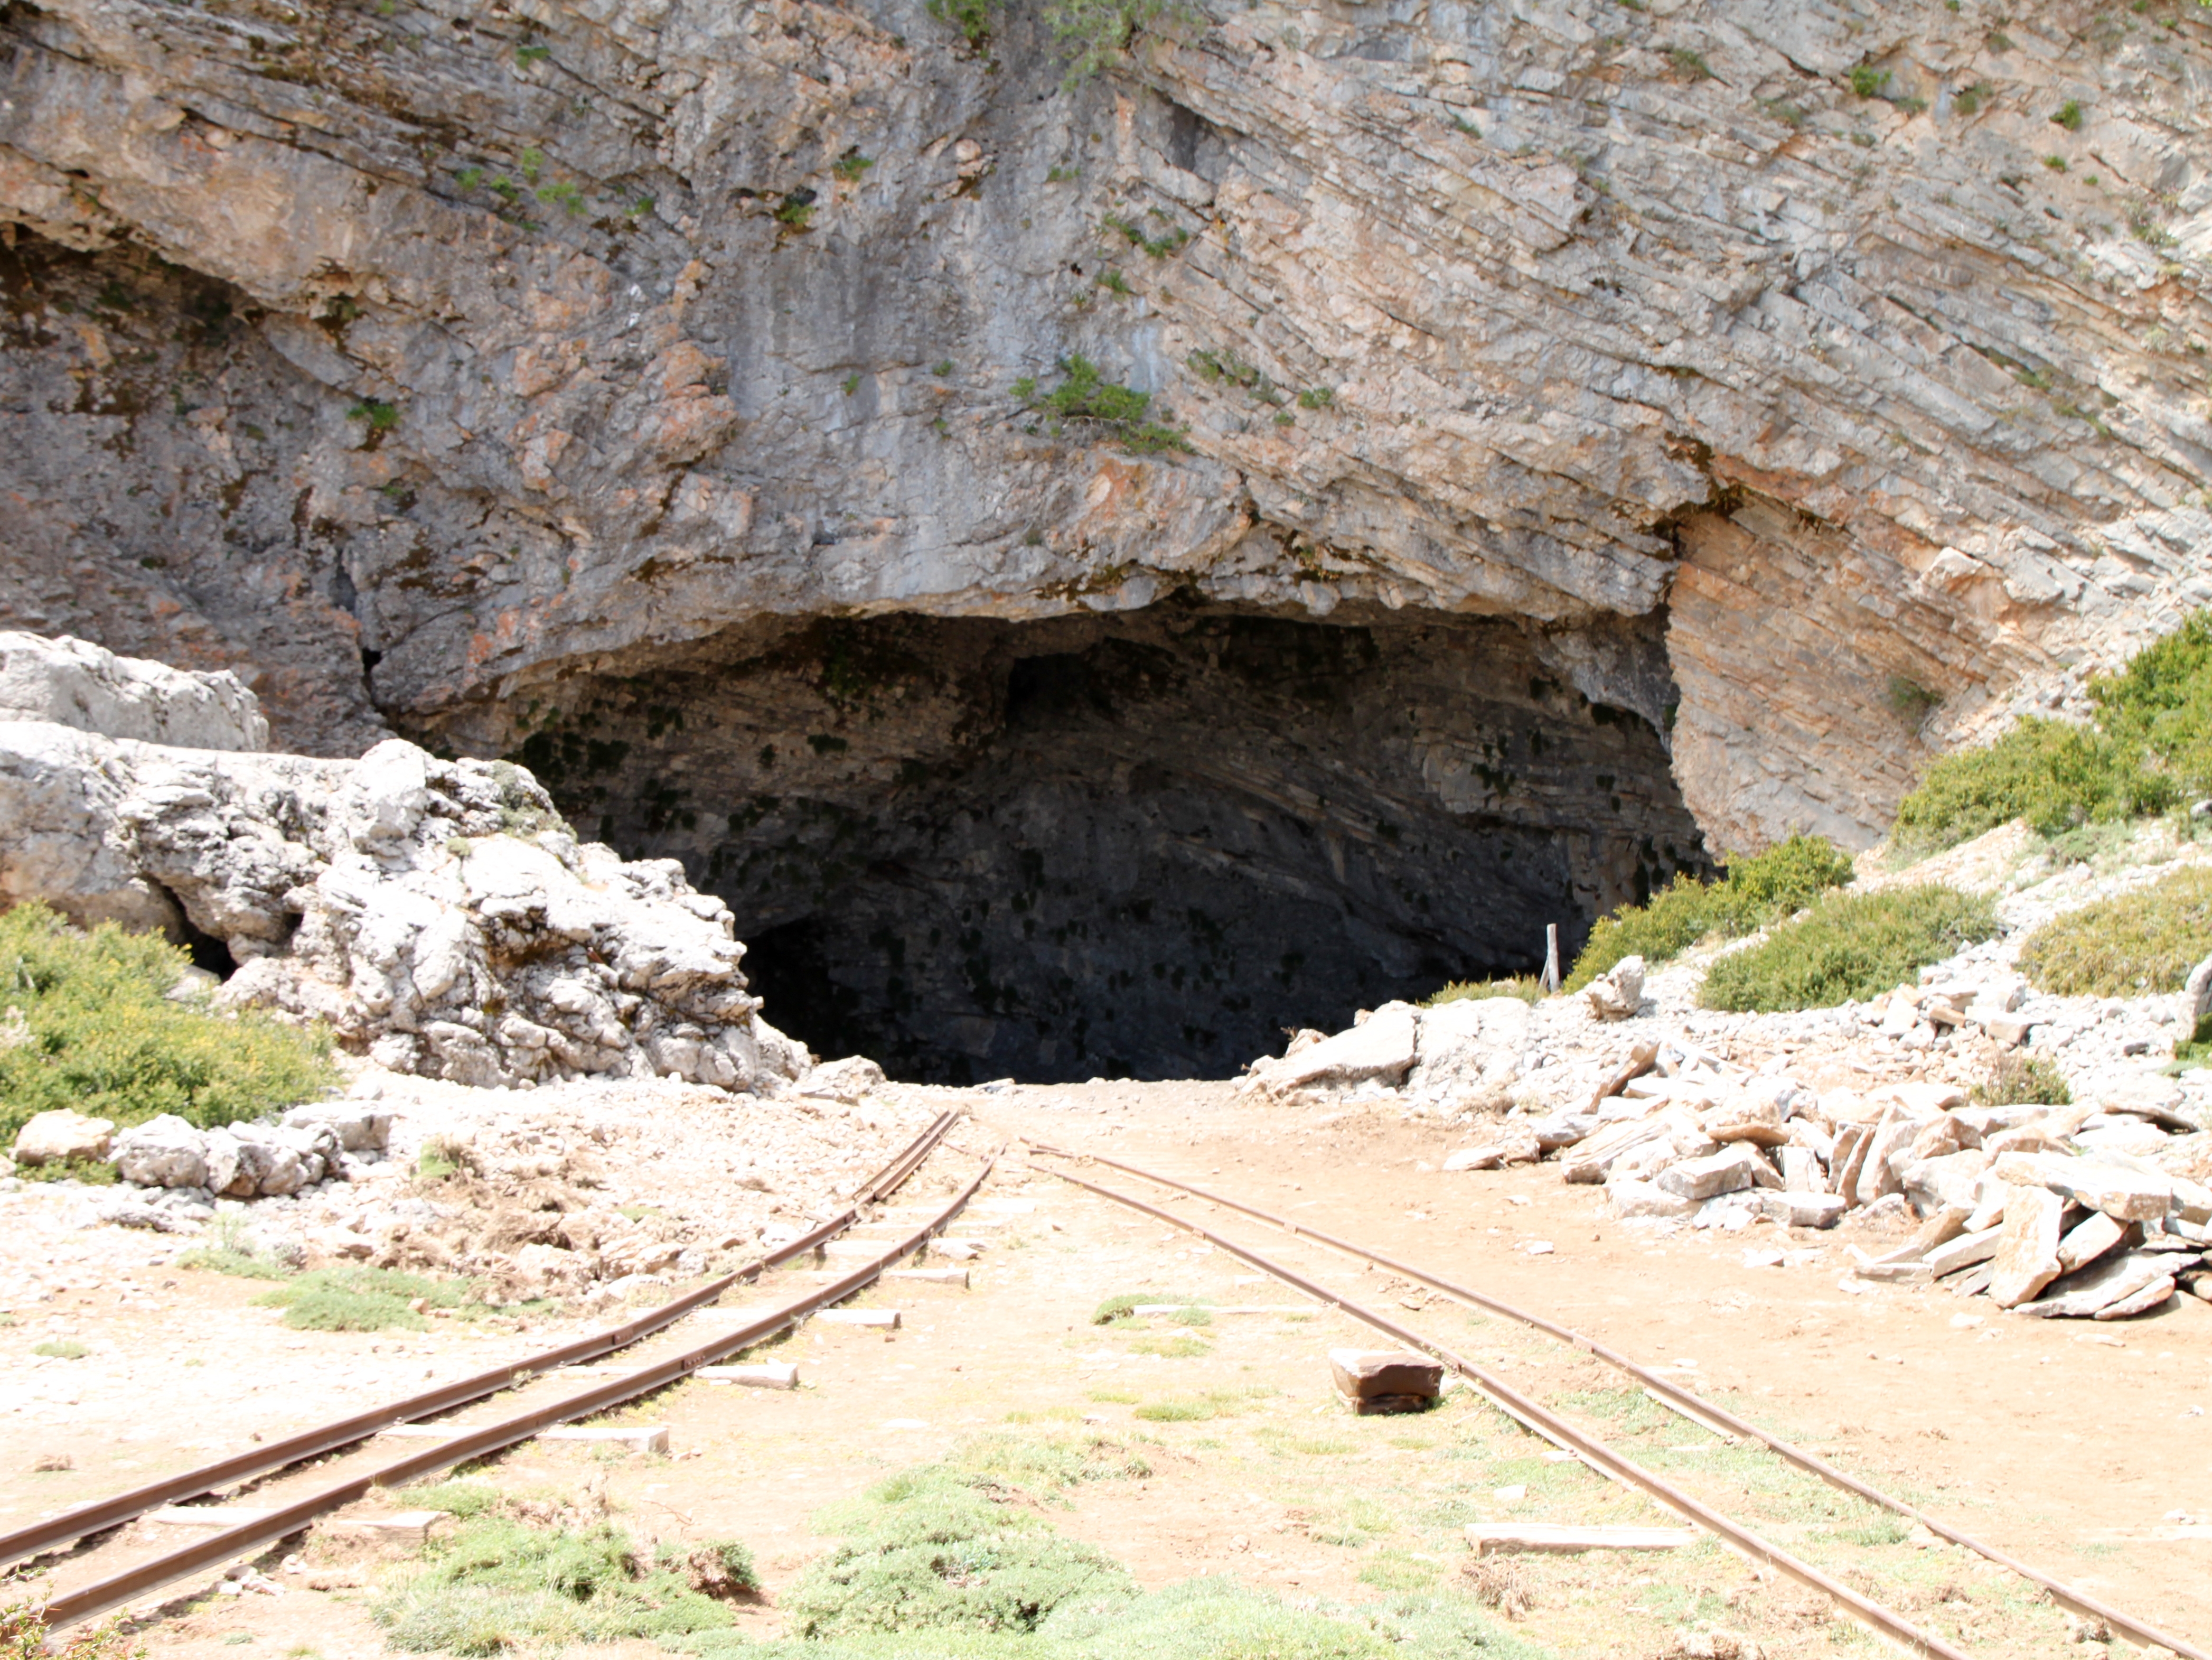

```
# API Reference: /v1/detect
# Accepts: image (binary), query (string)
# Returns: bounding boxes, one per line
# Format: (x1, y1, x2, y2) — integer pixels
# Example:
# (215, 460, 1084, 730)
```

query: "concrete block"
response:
(1468, 1523, 1696, 1555)
(147, 1505, 278, 1530)
(540, 1426, 669, 1453)
(329, 1510, 447, 1546)
(698, 1363, 799, 1389)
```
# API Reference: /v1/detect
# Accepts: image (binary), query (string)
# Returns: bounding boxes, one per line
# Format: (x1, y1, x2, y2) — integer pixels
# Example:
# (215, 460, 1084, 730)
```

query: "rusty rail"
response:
(1, 1109, 959, 1577)
(36, 1140, 996, 1631)
(1036, 1144, 2209, 1660)
(1039, 1159, 1975, 1660)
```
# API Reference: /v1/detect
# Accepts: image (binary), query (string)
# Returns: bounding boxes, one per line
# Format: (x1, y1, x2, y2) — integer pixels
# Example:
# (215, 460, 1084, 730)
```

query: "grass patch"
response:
(255, 1266, 483, 1332)
(402, 1479, 504, 1518)
(1086, 1388, 1139, 1405)
(789, 1459, 1133, 1637)
(1892, 609, 2212, 856)
(1566, 835, 1855, 991)
(1426, 975, 1545, 1006)
(0, 901, 335, 1149)
(177, 1246, 292, 1281)
(1132, 1397, 1216, 1422)
(1699, 885, 2000, 1011)
(32, 1340, 88, 1359)
(372, 1517, 731, 1653)
(2017, 865, 2212, 996)
(1127, 1335, 1210, 1359)
(1972, 1052, 2072, 1108)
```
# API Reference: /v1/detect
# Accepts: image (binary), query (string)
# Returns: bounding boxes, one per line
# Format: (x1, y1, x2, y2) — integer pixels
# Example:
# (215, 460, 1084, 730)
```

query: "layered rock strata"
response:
(3, 0, 2210, 861)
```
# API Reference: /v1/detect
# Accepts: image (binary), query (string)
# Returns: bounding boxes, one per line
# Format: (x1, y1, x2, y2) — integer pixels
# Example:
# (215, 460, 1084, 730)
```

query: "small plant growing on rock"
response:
(832, 151, 875, 182)
(2052, 98, 2085, 130)
(347, 399, 400, 431)
(1666, 46, 1713, 80)
(1849, 63, 1891, 98)
(1012, 355, 1192, 455)
(773, 192, 816, 230)
(927, 0, 992, 49)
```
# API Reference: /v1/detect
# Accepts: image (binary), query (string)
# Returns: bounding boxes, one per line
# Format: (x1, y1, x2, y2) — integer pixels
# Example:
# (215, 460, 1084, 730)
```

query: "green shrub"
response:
(1698, 886, 2001, 1012)
(1892, 610, 2212, 856)
(1131, 1398, 1213, 1422)
(1090, 1294, 1137, 1325)
(32, 1340, 88, 1360)
(2017, 866, 2212, 996)
(1564, 835, 1855, 992)
(373, 1518, 730, 1654)
(1972, 1053, 2072, 1108)
(255, 1266, 483, 1332)
(1043, 0, 1170, 84)
(0, 903, 336, 1149)
(1013, 356, 1191, 455)
(1426, 975, 1544, 1006)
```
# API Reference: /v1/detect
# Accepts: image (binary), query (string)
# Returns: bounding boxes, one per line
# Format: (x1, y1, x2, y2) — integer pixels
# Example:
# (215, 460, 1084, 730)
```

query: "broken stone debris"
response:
(1249, 950, 2210, 1320)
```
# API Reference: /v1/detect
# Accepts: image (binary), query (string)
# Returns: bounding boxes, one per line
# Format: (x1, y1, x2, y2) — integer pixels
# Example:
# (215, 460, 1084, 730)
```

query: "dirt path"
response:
(5, 1079, 2207, 1658)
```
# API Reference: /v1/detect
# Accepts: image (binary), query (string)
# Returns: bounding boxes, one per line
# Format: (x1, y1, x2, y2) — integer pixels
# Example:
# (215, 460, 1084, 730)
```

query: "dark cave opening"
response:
(505, 602, 1709, 1084)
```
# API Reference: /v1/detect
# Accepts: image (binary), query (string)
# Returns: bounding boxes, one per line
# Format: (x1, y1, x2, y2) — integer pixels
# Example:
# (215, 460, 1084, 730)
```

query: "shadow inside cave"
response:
(494, 601, 1709, 1084)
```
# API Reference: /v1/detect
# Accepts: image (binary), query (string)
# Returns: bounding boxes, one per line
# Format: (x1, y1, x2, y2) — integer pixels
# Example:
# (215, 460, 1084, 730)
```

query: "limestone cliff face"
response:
(4, 0, 2211, 853)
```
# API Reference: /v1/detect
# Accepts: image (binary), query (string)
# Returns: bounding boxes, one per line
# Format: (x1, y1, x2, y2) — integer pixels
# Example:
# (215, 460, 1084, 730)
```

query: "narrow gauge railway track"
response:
(18, 1113, 980, 1631)
(1035, 1147, 2210, 1660)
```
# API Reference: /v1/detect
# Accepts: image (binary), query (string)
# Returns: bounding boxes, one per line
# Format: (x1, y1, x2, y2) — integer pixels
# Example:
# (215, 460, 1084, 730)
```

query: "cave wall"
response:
(5, 0, 2212, 844)
(427, 605, 1705, 1080)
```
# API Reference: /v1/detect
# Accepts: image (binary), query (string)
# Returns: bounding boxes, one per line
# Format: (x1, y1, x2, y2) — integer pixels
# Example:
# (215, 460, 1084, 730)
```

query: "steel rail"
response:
(37, 1142, 999, 1632)
(1033, 1145, 2207, 1660)
(1, 1109, 960, 1577)
(1038, 1161, 1974, 1660)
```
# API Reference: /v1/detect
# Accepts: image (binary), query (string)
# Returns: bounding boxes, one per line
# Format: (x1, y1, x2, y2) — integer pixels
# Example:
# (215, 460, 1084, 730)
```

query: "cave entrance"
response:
(510, 602, 1708, 1083)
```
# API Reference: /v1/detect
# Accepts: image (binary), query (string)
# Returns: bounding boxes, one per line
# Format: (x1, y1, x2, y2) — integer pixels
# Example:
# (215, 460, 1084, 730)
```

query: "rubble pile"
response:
(1242, 831, 2212, 1320)
(5, 1060, 935, 1302)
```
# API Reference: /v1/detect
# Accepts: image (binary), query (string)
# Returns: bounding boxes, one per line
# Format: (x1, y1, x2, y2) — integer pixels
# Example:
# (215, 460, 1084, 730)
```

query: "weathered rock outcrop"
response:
(0, 631, 269, 752)
(0, 712, 811, 1092)
(4, 0, 2210, 834)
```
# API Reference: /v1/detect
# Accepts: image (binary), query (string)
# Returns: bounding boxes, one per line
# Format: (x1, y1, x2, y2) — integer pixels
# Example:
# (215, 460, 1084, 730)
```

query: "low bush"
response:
(784, 1469, 1132, 1637)
(1891, 610, 2212, 856)
(1698, 886, 2002, 1012)
(1425, 975, 1545, 1006)
(0, 902, 335, 1149)
(2017, 865, 2212, 997)
(32, 1340, 87, 1360)
(1564, 835, 1856, 992)
(372, 1518, 731, 1654)
(1972, 1053, 2072, 1108)
(255, 1266, 483, 1332)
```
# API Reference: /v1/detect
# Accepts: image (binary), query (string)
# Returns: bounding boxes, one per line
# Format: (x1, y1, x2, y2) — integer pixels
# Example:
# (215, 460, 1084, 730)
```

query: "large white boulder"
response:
(0, 719, 809, 1096)
(0, 632, 268, 751)
(1241, 1002, 1420, 1095)
(12, 1108, 115, 1167)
